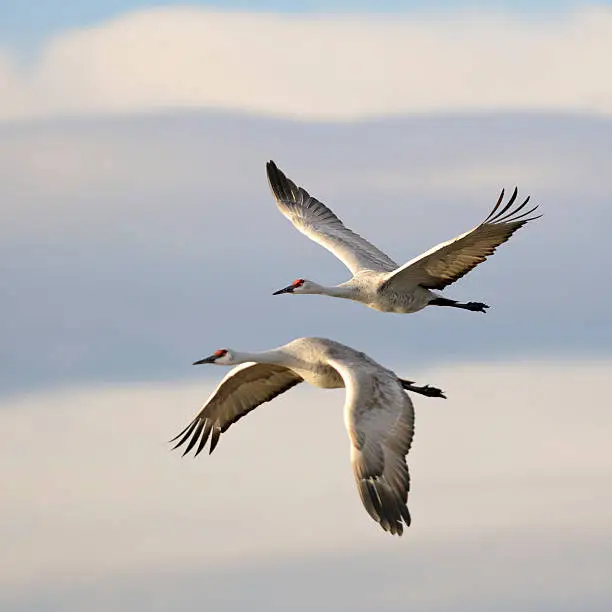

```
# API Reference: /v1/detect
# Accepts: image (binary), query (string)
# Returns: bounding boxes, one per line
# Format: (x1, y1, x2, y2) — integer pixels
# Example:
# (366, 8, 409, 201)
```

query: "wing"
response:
(171, 363, 303, 457)
(329, 357, 415, 536)
(266, 161, 397, 275)
(381, 187, 541, 292)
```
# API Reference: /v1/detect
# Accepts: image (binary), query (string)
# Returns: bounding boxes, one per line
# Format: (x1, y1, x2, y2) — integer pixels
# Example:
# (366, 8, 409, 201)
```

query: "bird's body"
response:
(247, 337, 347, 389)
(328, 271, 435, 313)
(172, 337, 445, 536)
(267, 161, 541, 314)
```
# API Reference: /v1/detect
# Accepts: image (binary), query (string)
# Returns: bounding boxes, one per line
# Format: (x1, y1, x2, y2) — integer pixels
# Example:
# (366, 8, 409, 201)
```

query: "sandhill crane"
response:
(171, 337, 445, 536)
(267, 161, 540, 314)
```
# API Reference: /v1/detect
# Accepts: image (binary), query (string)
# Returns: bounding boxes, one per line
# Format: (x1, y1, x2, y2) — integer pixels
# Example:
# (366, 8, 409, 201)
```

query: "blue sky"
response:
(4, 2, 611, 394)
(0, 0, 604, 51)
(2, 111, 610, 396)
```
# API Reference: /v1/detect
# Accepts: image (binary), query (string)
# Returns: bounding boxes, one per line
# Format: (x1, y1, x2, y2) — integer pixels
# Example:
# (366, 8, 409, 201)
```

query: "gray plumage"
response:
(172, 337, 445, 536)
(267, 160, 541, 314)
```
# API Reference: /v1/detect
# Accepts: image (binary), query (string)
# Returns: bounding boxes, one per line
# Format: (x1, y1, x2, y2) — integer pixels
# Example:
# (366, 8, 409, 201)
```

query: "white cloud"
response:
(2, 7, 612, 122)
(2, 359, 611, 603)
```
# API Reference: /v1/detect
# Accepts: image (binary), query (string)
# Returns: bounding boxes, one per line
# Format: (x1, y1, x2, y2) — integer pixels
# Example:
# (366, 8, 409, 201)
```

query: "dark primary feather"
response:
(352, 405, 414, 536)
(422, 188, 540, 290)
(381, 187, 541, 292)
(267, 161, 342, 228)
(171, 363, 303, 457)
(266, 161, 398, 273)
(330, 357, 415, 536)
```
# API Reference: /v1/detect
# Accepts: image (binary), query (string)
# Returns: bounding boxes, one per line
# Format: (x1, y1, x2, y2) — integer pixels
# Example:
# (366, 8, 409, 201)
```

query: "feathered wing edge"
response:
(266, 160, 398, 274)
(381, 186, 541, 292)
(329, 358, 415, 536)
(170, 364, 304, 457)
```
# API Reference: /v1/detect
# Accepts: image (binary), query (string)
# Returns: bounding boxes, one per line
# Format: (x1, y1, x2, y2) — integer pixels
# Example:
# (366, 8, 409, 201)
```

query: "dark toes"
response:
(424, 385, 446, 398)
(467, 302, 489, 313)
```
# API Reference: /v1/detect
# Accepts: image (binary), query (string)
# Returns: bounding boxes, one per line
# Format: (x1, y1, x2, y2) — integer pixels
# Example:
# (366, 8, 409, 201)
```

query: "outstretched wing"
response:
(381, 187, 541, 292)
(171, 363, 303, 457)
(329, 357, 415, 536)
(266, 161, 398, 275)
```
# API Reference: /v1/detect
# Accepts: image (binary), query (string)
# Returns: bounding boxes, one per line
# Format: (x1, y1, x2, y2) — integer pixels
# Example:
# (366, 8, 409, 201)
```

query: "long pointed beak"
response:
(272, 284, 295, 295)
(193, 354, 217, 365)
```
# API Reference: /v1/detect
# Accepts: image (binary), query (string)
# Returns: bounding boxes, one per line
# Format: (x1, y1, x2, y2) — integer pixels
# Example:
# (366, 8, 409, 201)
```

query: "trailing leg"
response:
(399, 379, 446, 399)
(428, 297, 489, 313)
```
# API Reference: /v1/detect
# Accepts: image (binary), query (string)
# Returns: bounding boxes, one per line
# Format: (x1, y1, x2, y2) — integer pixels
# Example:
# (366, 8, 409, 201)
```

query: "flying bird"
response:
(171, 337, 445, 536)
(267, 161, 541, 314)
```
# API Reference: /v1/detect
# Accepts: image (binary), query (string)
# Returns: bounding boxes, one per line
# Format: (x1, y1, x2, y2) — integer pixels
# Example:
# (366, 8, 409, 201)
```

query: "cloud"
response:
(2, 359, 611, 609)
(2, 6, 612, 122)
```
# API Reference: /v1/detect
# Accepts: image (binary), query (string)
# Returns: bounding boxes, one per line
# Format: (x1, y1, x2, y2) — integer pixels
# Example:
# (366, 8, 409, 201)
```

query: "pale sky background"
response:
(2, 1, 611, 610)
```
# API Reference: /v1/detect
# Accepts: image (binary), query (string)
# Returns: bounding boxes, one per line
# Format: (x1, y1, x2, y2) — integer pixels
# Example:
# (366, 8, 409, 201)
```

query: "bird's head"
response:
(193, 348, 235, 366)
(272, 278, 319, 295)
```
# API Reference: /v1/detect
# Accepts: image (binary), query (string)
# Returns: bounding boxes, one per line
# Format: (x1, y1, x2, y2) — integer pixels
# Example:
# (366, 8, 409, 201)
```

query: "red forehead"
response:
(214, 349, 227, 357)
(292, 278, 305, 286)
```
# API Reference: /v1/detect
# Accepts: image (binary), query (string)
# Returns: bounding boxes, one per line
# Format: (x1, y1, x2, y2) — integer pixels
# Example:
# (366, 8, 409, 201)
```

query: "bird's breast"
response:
(373, 284, 433, 313)
(298, 366, 344, 389)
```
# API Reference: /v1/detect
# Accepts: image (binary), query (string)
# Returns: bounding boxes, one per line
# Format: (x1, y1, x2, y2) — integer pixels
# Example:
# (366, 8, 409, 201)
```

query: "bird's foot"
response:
(413, 384, 447, 399)
(401, 379, 447, 399)
(429, 297, 489, 313)
(464, 301, 489, 313)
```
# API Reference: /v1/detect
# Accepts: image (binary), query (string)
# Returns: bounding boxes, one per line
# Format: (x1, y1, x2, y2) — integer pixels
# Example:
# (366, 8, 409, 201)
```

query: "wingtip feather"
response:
(484, 188, 541, 226)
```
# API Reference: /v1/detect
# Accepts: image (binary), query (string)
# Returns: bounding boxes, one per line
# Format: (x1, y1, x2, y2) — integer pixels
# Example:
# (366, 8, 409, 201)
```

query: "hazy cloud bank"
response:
(1, 7, 612, 122)
(2, 359, 611, 609)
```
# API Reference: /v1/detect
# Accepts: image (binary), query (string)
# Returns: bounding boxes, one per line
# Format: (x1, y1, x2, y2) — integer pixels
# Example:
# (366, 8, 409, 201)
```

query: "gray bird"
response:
(268, 161, 540, 314)
(171, 337, 445, 536)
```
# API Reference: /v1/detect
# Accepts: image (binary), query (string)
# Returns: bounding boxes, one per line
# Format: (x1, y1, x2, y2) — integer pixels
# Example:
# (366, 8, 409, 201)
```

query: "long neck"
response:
(314, 282, 357, 300)
(231, 349, 287, 366)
